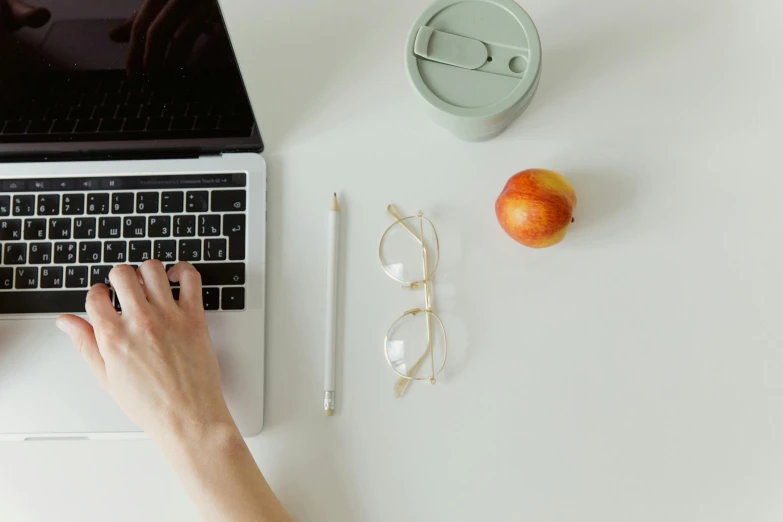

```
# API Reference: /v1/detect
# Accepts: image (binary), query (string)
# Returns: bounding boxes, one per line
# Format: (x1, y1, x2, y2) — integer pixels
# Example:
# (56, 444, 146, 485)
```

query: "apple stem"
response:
(571, 217, 575, 223)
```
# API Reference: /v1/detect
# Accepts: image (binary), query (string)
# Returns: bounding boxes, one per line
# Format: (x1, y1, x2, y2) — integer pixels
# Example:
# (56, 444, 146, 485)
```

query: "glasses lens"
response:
(380, 216, 439, 283)
(385, 310, 446, 381)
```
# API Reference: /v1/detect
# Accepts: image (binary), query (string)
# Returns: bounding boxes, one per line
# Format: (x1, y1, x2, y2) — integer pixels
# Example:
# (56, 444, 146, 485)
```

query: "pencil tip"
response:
(331, 193, 340, 211)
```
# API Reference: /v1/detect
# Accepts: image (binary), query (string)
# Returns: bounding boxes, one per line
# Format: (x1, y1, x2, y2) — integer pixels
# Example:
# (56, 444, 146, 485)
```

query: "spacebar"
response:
(0, 291, 89, 315)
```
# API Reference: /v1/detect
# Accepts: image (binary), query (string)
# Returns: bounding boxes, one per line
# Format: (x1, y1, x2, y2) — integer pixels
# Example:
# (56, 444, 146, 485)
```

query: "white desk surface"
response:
(4, 0, 783, 520)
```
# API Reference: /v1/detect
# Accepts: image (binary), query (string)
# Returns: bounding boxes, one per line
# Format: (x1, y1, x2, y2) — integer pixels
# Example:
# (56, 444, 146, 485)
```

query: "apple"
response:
(495, 169, 577, 248)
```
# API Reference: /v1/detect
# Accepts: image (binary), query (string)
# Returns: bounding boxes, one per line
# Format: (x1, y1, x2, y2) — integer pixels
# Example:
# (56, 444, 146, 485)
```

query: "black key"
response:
(99, 119, 124, 132)
(171, 116, 195, 130)
(14, 267, 38, 289)
(148, 215, 171, 237)
(202, 288, 220, 310)
(73, 217, 97, 239)
(154, 240, 177, 262)
(0, 290, 91, 314)
(72, 106, 94, 120)
(99, 217, 122, 238)
(79, 241, 102, 263)
(199, 215, 221, 236)
(147, 117, 172, 131)
(37, 194, 60, 216)
(163, 103, 187, 117)
(191, 263, 245, 286)
(174, 215, 196, 237)
(48, 218, 72, 239)
(54, 242, 77, 264)
(129, 240, 152, 263)
(123, 118, 147, 132)
(62, 194, 85, 215)
(0, 219, 22, 241)
(75, 119, 100, 133)
(2, 121, 27, 134)
(137, 192, 159, 214)
(222, 287, 245, 310)
(142, 103, 164, 117)
(87, 193, 110, 215)
(24, 219, 47, 240)
(0, 267, 12, 288)
(186, 191, 209, 212)
(4, 243, 25, 264)
(28, 242, 52, 264)
(211, 190, 247, 212)
(161, 191, 184, 213)
(104, 241, 127, 263)
(41, 267, 64, 289)
(126, 91, 147, 105)
(90, 265, 112, 287)
(204, 238, 227, 261)
(28, 120, 53, 134)
(65, 266, 89, 288)
(52, 120, 77, 133)
(13, 195, 34, 216)
(171, 288, 181, 301)
(179, 239, 201, 261)
(95, 105, 118, 119)
(0, 195, 9, 216)
(47, 106, 70, 119)
(223, 214, 246, 260)
(106, 92, 128, 105)
(123, 216, 146, 238)
(117, 105, 140, 118)
(112, 193, 135, 214)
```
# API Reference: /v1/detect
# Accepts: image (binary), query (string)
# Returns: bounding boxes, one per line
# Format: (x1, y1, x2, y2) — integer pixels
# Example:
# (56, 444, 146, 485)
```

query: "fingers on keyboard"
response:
(0, 176, 248, 314)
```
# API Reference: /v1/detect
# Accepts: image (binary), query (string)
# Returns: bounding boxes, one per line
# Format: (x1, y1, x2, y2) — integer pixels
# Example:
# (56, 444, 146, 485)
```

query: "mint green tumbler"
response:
(405, 0, 542, 141)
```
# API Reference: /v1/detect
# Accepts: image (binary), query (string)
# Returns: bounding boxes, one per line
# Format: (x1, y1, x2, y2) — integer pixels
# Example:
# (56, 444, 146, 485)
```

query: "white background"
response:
(4, 0, 783, 520)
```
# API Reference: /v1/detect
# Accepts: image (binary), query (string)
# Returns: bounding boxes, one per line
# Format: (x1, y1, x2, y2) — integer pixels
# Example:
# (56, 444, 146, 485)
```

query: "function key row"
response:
(0, 190, 246, 217)
(0, 173, 246, 193)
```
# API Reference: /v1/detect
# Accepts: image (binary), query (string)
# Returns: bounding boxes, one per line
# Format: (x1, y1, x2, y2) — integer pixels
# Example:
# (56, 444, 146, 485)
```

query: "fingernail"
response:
(55, 318, 69, 334)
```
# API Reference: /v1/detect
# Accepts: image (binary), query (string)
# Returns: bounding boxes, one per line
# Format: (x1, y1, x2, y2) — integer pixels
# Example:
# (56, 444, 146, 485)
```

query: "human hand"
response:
(110, 0, 217, 76)
(0, 0, 50, 36)
(56, 261, 235, 444)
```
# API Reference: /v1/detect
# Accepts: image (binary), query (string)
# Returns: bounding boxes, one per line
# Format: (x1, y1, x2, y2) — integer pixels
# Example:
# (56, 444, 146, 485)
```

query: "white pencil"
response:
(324, 194, 340, 416)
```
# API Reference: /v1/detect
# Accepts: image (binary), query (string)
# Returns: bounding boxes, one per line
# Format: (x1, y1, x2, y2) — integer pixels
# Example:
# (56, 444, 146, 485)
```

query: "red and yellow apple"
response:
(495, 169, 577, 248)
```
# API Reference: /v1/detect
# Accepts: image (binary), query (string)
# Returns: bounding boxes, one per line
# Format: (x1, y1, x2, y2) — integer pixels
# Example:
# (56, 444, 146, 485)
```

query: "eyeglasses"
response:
(379, 205, 448, 398)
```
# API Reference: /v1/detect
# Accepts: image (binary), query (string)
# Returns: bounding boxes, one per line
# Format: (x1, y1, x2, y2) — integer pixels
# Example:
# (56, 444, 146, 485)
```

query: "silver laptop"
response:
(0, 1, 266, 440)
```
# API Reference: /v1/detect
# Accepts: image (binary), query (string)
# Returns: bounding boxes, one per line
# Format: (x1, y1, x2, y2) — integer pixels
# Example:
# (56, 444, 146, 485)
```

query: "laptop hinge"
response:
(0, 149, 209, 163)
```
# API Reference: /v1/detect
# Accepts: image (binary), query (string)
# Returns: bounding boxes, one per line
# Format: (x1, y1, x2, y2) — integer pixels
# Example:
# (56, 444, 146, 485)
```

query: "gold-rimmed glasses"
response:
(379, 205, 447, 398)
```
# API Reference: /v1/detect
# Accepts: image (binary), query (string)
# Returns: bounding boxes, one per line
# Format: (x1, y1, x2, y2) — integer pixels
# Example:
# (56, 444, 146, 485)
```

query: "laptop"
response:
(0, 1, 266, 440)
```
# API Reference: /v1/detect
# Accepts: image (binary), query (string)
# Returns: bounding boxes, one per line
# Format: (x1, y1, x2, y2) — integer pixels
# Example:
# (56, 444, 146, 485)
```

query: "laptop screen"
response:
(0, 0, 261, 154)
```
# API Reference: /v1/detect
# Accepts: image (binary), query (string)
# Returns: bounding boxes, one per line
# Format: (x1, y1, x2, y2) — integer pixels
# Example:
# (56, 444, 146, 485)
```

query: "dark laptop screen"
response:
(0, 0, 260, 152)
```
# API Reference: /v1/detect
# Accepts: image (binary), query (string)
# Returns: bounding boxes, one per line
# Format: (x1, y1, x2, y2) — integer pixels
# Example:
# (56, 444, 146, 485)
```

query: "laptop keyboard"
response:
(0, 173, 248, 315)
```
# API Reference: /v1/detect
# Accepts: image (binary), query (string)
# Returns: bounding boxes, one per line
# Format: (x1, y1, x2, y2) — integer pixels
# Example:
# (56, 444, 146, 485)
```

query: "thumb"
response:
(9, 1, 50, 28)
(57, 315, 108, 389)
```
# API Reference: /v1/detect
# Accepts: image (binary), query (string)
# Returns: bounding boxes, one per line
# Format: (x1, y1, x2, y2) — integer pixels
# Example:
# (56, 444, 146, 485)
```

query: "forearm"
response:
(159, 422, 292, 522)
